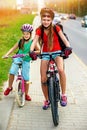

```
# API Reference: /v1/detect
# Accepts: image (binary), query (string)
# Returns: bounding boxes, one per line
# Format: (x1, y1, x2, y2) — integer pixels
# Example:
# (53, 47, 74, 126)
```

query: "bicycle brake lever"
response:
(37, 54, 42, 59)
(60, 53, 65, 57)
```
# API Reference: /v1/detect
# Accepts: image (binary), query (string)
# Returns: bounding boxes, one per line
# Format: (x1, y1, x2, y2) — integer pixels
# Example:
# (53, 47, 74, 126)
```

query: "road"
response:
(62, 19, 87, 65)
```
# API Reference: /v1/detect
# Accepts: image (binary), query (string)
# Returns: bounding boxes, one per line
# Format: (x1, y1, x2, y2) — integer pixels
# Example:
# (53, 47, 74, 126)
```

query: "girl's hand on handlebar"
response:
(2, 55, 9, 59)
(64, 47, 72, 57)
(29, 51, 37, 60)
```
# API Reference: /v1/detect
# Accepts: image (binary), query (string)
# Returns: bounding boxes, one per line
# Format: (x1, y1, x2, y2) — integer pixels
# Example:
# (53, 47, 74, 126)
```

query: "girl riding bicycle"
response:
(3, 23, 40, 101)
(30, 8, 72, 109)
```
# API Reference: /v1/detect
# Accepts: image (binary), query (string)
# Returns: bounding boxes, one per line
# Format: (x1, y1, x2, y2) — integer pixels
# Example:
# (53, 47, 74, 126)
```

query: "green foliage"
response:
(45, 0, 87, 16)
(0, 9, 35, 91)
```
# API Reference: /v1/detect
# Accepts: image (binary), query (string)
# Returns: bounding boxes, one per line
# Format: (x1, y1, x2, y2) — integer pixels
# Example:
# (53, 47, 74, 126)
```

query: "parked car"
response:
(81, 15, 87, 27)
(68, 14, 76, 19)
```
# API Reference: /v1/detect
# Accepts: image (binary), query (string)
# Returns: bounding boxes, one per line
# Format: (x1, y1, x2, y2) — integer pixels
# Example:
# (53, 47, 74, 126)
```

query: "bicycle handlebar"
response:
(2, 54, 28, 59)
(37, 52, 65, 59)
(12, 54, 25, 58)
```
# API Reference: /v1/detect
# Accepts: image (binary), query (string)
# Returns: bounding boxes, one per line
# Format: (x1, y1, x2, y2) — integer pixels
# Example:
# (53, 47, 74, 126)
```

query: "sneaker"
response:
(4, 87, 13, 96)
(60, 95, 67, 107)
(25, 95, 31, 101)
(42, 100, 50, 110)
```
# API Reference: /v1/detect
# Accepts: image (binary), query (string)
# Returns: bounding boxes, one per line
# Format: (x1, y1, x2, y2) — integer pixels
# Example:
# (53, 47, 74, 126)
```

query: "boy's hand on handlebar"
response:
(29, 51, 37, 60)
(64, 47, 72, 57)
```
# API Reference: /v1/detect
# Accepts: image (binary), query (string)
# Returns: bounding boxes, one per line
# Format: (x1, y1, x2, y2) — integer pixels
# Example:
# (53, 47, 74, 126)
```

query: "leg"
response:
(40, 60, 50, 110)
(25, 81, 31, 101)
(4, 58, 22, 96)
(4, 74, 14, 96)
(8, 74, 15, 88)
(55, 56, 67, 106)
(8, 58, 19, 88)
(25, 81, 29, 95)
(40, 60, 49, 101)
(22, 61, 31, 101)
(55, 56, 66, 94)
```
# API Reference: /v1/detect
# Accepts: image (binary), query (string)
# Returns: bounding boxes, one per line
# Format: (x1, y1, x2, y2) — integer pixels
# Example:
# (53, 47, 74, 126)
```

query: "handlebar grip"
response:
(12, 54, 25, 58)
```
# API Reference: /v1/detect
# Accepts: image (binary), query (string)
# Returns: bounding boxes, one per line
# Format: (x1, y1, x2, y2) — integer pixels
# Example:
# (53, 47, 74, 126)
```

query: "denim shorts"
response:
(9, 58, 30, 81)
(41, 51, 62, 60)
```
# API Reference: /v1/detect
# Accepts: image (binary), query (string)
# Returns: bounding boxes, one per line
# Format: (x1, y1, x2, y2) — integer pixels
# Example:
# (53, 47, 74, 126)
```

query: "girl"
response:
(3, 23, 40, 101)
(30, 8, 72, 109)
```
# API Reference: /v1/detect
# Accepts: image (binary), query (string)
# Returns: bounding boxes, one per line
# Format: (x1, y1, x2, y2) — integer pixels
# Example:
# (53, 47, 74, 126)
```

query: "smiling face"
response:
(41, 13, 53, 28)
(22, 31, 31, 40)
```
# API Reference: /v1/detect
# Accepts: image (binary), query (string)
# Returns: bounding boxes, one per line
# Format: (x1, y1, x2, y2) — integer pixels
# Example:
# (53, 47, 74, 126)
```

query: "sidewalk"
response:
(2, 53, 87, 130)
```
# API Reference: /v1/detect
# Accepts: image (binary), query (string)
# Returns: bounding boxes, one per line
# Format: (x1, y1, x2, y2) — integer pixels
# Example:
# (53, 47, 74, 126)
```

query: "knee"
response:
(41, 77, 47, 86)
(58, 68, 64, 75)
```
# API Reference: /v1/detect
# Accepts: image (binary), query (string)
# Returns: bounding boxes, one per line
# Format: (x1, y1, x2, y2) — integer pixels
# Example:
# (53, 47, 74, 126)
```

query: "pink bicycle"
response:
(3, 54, 27, 107)
(12, 54, 26, 107)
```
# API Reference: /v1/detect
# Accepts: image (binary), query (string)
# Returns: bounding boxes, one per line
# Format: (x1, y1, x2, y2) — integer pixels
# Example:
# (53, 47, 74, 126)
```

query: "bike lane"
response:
(6, 53, 87, 130)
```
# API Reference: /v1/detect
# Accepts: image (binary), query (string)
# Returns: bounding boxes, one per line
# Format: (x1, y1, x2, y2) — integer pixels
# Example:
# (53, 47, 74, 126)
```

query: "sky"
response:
(0, 0, 45, 9)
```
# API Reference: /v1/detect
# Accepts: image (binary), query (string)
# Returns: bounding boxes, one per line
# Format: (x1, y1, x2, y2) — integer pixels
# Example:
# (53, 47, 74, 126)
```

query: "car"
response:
(59, 14, 68, 20)
(68, 14, 76, 19)
(81, 15, 87, 27)
(53, 13, 61, 24)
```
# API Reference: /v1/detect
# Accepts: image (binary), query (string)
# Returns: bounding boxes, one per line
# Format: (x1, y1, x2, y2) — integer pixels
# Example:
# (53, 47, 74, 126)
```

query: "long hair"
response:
(38, 24, 53, 51)
(19, 32, 32, 49)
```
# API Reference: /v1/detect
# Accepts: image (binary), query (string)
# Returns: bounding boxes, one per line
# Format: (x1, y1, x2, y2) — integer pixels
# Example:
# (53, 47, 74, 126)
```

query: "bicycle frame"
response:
(12, 54, 26, 107)
(16, 63, 25, 93)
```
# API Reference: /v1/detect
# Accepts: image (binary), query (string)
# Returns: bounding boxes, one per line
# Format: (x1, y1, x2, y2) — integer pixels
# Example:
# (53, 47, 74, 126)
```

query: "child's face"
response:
(41, 13, 52, 28)
(22, 31, 31, 40)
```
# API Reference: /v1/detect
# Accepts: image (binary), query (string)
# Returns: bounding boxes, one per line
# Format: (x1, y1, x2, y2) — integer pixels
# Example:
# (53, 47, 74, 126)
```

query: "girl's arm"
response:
(58, 30, 70, 47)
(3, 43, 18, 58)
(34, 42, 40, 54)
(30, 35, 39, 52)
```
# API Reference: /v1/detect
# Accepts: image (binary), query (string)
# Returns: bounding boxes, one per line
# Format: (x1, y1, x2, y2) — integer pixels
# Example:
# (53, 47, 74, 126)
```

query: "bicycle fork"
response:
(17, 67, 25, 93)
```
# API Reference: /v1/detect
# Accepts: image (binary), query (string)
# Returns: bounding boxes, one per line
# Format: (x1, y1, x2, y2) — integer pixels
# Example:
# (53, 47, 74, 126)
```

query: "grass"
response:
(0, 9, 35, 92)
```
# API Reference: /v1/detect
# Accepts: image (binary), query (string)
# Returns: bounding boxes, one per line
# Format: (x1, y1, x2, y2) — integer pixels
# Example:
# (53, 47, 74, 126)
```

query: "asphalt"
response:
(0, 16, 87, 130)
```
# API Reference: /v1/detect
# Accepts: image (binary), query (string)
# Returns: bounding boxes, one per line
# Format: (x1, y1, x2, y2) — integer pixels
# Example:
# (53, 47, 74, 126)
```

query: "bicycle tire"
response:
(55, 76, 60, 102)
(48, 77, 59, 126)
(16, 81, 25, 107)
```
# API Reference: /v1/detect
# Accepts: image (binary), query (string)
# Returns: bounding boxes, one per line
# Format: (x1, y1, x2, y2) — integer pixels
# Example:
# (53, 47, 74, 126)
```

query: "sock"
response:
(61, 94, 66, 97)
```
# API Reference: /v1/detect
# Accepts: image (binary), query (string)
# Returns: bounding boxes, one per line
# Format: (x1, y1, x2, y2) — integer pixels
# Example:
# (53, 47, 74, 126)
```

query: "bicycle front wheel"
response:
(48, 77, 59, 126)
(16, 81, 25, 107)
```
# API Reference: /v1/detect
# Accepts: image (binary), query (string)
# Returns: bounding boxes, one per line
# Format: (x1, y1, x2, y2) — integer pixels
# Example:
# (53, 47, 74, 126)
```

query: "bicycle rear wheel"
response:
(16, 81, 25, 107)
(48, 77, 59, 126)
